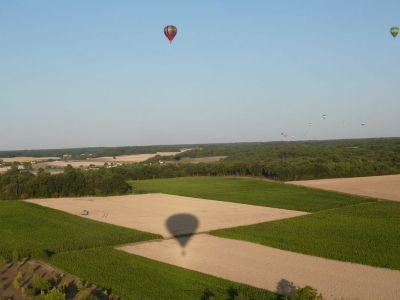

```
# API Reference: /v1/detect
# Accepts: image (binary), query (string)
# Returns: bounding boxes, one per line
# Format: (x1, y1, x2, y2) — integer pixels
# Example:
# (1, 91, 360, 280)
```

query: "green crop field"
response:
(0, 200, 277, 299)
(213, 201, 400, 270)
(50, 247, 276, 300)
(130, 176, 373, 212)
(0, 201, 159, 259)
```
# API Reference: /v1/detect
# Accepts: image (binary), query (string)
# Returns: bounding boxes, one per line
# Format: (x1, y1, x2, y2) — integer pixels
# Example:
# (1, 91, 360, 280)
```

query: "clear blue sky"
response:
(0, 1, 399, 150)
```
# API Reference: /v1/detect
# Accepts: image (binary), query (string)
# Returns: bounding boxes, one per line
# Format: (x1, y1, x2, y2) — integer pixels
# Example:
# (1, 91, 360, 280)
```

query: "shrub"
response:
(0, 256, 5, 270)
(32, 274, 50, 292)
(77, 289, 99, 300)
(201, 288, 215, 300)
(12, 249, 20, 263)
(285, 286, 323, 300)
(23, 285, 38, 297)
(13, 271, 23, 289)
(44, 288, 66, 300)
(234, 294, 251, 300)
(27, 264, 35, 274)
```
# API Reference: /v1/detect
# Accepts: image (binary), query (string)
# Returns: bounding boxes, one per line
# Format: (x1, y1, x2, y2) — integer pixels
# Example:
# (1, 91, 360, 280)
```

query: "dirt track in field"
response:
(289, 174, 400, 201)
(120, 234, 400, 300)
(26, 193, 307, 237)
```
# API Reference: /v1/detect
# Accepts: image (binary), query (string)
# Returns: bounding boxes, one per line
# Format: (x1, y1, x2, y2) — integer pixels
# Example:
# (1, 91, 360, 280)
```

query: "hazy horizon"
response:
(1, 1, 399, 151)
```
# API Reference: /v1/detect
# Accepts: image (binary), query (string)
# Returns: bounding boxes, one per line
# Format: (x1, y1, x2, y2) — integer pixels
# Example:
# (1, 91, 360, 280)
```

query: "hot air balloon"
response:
(390, 27, 399, 38)
(164, 25, 177, 43)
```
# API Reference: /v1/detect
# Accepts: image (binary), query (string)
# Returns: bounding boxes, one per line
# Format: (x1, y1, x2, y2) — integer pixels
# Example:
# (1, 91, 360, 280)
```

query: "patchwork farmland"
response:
(2, 175, 400, 299)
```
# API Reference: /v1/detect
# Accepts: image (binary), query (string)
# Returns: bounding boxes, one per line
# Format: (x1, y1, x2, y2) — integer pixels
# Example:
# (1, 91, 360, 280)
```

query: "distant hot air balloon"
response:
(390, 27, 399, 38)
(164, 25, 177, 43)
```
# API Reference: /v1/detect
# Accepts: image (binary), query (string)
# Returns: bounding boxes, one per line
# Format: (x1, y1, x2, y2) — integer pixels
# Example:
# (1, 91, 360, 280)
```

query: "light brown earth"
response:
(90, 149, 192, 164)
(120, 234, 400, 300)
(26, 193, 307, 237)
(0, 156, 59, 163)
(289, 174, 400, 201)
(0, 166, 11, 174)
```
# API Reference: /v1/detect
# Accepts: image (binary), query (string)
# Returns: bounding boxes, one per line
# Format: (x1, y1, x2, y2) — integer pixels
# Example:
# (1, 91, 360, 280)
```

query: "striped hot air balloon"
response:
(164, 25, 177, 43)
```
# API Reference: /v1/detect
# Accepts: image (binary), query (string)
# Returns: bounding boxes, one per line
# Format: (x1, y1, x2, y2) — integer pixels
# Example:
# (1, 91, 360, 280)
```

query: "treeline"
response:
(0, 144, 193, 159)
(115, 138, 400, 181)
(0, 166, 131, 200)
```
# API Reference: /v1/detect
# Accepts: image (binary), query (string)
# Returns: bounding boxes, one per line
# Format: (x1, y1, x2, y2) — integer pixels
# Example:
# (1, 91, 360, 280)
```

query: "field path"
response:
(289, 174, 400, 202)
(120, 234, 400, 300)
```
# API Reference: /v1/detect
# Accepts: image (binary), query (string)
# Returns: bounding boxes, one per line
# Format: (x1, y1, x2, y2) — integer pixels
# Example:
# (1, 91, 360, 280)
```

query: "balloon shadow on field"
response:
(276, 279, 297, 298)
(165, 213, 199, 256)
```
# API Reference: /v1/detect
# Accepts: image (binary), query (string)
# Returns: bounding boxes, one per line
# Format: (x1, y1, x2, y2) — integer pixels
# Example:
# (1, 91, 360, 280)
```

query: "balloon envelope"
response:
(164, 25, 177, 42)
(390, 27, 399, 38)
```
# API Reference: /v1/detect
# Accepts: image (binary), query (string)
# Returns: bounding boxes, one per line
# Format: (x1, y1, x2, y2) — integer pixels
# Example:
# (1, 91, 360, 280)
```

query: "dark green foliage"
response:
(43, 288, 66, 300)
(111, 138, 400, 181)
(131, 177, 371, 212)
(32, 273, 51, 292)
(22, 285, 38, 297)
(49, 247, 276, 300)
(13, 271, 23, 289)
(213, 201, 400, 270)
(285, 286, 323, 300)
(0, 166, 131, 200)
(0, 201, 159, 259)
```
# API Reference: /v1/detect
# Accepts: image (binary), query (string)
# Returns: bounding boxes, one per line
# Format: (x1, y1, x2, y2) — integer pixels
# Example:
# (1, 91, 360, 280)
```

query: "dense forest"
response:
(0, 167, 131, 200)
(118, 138, 400, 181)
(1, 138, 399, 199)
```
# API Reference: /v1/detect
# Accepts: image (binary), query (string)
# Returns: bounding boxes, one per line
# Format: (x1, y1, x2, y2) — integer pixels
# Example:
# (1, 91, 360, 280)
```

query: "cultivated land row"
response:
(2, 176, 400, 299)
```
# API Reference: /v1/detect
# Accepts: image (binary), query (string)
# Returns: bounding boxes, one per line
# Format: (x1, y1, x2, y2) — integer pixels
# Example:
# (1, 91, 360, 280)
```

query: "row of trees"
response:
(0, 166, 131, 200)
(138, 138, 400, 181)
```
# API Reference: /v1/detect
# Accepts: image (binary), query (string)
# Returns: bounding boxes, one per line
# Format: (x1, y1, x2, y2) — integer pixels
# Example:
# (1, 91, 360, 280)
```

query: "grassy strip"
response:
(130, 176, 373, 212)
(0, 201, 159, 259)
(213, 201, 400, 270)
(50, 247, 277, 300)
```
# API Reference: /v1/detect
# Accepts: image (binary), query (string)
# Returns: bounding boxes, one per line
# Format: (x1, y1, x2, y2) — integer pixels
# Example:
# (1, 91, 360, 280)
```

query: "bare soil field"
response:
(26, 193, 307, 237)
(120, 234, 400, 300)
(289, 174, 400, 201)
(90, 149, 191, 164)
(0, 157, 59, 163)
(0, 166, 11, 174)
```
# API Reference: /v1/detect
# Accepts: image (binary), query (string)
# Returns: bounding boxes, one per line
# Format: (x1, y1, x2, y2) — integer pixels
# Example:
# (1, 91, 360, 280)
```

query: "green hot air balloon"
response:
(390, 27, 399, 38)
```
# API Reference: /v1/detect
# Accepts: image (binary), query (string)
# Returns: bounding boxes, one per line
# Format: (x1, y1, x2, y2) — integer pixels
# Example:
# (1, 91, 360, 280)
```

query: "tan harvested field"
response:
(90, 149, 191, 164)
(26, 193, 307, 237)
(0, 166, 11, 174)
(289, 174, 400, 202)
(0, 156, 59, 163)
(120, 234, 400, 300)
